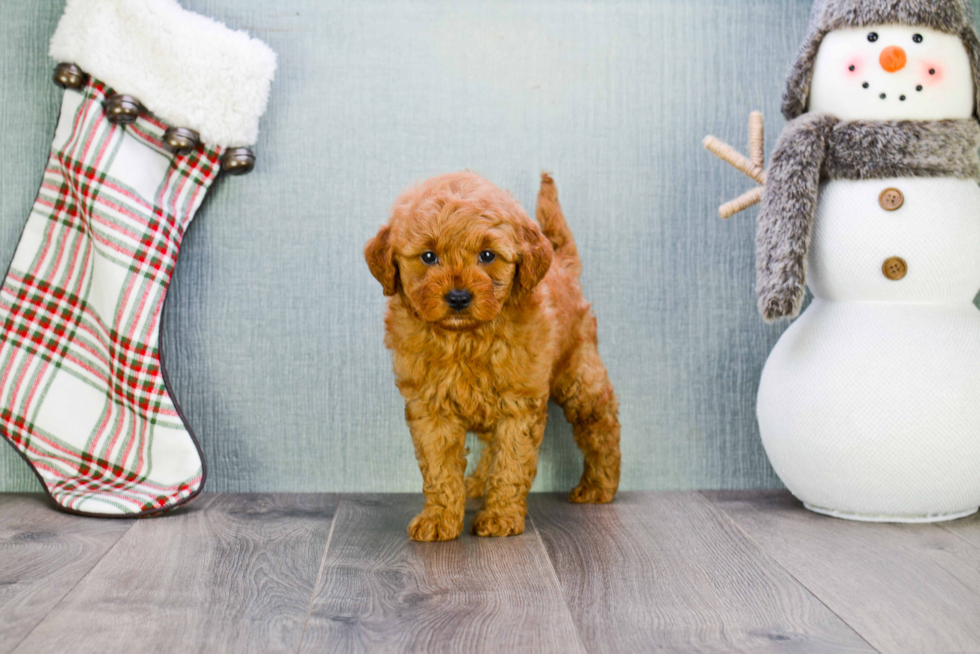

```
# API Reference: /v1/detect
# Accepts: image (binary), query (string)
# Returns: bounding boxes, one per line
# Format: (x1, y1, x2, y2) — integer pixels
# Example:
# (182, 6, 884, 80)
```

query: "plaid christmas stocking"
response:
(0, 0, 275, 516)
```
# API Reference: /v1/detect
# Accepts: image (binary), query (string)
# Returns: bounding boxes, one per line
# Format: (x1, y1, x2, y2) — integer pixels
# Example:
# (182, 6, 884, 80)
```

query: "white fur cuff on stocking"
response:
(49, 0, 277, 147)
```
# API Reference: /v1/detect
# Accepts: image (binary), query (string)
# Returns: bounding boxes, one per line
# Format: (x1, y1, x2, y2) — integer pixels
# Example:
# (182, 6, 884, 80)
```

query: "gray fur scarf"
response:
(757, 115, 980, 322)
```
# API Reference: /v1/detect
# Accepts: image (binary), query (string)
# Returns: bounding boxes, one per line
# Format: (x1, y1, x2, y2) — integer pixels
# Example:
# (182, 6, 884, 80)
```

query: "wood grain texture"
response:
(12, 494, 337, 654)
(937, 511, 980, 550)
(707, 490, 980, 654)
(528, 492, 874, 654)
(300, 495, 586, 654)
(0, 494, 133, 654)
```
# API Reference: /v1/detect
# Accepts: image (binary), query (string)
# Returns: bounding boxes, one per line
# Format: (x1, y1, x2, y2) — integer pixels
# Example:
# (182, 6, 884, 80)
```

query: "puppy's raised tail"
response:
(536, 173, 582, 277)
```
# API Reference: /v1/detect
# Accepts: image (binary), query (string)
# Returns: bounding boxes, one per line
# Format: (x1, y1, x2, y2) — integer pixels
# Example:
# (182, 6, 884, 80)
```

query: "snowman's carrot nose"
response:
(880, 46, 907, 72)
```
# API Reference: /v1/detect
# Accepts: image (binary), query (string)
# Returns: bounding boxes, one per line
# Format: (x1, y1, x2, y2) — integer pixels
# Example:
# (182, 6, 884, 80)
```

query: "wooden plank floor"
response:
(529, 493, 871, 654)
(1, 491, 977, 654)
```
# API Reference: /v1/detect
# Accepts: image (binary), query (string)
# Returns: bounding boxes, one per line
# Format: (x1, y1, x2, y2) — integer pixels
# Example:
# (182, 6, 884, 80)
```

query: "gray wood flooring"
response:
(1, 491, 977, 653)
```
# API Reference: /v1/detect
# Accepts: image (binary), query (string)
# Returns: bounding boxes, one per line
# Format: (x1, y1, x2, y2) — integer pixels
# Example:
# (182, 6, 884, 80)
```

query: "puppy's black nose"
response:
(445, 289, 473, 311)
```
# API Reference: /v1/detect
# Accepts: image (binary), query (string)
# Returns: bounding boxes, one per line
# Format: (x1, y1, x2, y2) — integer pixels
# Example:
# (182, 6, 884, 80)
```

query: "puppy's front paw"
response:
(464, 475, 486, 498)
(471, 509, 525, 537)
(408, 509, 463, 542)
(569, 483, 616, 504)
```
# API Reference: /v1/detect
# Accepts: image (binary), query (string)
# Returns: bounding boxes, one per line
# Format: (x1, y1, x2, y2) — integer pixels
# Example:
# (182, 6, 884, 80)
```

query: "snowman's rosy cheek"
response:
(845, 57, 864, 76)
(920, 62, 944, 85)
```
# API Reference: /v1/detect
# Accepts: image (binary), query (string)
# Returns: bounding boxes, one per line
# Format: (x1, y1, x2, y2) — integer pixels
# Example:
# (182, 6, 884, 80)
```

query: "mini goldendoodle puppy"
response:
(366, 172, 620, 541)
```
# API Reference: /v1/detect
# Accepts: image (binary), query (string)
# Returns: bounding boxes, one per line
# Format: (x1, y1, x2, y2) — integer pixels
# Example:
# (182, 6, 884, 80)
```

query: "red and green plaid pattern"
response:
(0, 76, 221, 516)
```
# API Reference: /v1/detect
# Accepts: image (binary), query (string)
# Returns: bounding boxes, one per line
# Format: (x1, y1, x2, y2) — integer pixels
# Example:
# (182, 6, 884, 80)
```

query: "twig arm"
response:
(703, 136, 766, 185)
(703, 111, 767, 218)
(719, 186, 764, 219)
(749, 112, 764, 168)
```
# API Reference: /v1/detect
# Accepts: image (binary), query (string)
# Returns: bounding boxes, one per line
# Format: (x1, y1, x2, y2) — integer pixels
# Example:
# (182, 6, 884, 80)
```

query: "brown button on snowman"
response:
(882, 256, 908, 281)
(706, 0, 980, 522)
(879, 187, 904, 211)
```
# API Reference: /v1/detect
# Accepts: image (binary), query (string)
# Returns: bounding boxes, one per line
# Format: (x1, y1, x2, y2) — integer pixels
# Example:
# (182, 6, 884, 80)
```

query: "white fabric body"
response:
(49, 0, 276, 147)
(807, 178, 980, 303)
(759, 299, 980, 520)
(809, 25, 975, 121)
(759, 21, 980, 521)
(758, 177, 980, 520)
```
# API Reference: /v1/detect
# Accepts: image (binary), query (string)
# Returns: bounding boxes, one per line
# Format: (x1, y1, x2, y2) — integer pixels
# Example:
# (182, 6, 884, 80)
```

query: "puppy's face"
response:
(366, 173, 553, 331)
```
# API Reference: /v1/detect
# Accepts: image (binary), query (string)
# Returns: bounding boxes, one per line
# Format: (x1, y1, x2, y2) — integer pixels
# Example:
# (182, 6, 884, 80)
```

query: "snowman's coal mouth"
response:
(862, 81, 924, 102)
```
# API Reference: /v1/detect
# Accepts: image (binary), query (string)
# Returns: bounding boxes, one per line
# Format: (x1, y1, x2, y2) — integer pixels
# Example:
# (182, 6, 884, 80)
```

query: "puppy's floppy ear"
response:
(365, 225, 399, 296)
(516, 220, 554, 296)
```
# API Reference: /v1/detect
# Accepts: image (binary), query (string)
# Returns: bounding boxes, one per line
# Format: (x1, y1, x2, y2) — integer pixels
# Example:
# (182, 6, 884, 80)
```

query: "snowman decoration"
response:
(706, 0, 980, 522)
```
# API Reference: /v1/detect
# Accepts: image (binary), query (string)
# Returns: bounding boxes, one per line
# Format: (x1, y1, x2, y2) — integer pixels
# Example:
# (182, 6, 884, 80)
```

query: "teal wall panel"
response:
(1, 1, 975, 494)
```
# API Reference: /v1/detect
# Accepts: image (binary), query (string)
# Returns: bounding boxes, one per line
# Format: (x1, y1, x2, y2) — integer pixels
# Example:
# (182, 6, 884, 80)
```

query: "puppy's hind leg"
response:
(406, 402, 468, 541)
(465, 433, 492, 499)
(554, 339, 621, 504)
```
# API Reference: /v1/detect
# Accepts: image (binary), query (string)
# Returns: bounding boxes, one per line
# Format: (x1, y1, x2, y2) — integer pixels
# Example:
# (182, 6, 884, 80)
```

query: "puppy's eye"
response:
(913, 34, 923, 43)
(421, 251, 438, 265)
(868, 32, 879, 42)
(479, 250, 496, 264)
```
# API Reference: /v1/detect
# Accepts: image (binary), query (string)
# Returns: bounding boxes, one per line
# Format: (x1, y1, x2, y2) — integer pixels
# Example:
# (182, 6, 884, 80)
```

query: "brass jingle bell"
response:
(220, 148, 256, 175)
(104, 94, 142, 125)
(53, 63, 86, 90)
(162, 127, 200, 155)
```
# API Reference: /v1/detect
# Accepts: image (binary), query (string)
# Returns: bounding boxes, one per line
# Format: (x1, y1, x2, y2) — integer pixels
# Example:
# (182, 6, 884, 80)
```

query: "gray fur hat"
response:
(783, 0, 980, 120)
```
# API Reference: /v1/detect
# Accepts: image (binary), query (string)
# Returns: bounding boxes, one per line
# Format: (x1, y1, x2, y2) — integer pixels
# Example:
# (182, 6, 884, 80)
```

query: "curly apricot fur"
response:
(367, 172, 621, 541)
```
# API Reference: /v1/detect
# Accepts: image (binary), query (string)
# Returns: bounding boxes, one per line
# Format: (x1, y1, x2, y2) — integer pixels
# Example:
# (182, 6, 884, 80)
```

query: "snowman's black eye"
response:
(868, 32, 879, 42)
(421, 251, 438, 265)
(479, 250, 496, 264)
(913, 34, 923, 43)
